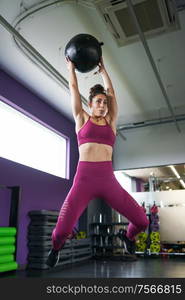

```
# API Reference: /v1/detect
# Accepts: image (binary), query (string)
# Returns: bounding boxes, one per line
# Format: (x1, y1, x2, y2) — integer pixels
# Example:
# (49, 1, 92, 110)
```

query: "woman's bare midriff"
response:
(76, 111, 115, 162)
(78, 143, 113, 162)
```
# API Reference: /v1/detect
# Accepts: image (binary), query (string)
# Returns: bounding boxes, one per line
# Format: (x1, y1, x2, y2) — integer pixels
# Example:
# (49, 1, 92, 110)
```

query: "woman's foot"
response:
(117, 229, 136, 255)
(46, 249, 60, 268)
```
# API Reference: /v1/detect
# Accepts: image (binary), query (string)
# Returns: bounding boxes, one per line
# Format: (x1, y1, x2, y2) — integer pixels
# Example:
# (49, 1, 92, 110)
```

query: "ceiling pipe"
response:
(117, 113, 185, 131)
(117, 131, 127, 141)
(125, 0, 181, 133)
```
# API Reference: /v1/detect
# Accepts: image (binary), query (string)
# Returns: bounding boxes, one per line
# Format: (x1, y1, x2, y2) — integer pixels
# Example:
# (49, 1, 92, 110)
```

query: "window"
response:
(0, 100, 68, 178)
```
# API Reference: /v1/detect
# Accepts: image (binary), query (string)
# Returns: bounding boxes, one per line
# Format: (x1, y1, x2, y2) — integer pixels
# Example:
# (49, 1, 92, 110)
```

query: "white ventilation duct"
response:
(93, 0, 180, 46)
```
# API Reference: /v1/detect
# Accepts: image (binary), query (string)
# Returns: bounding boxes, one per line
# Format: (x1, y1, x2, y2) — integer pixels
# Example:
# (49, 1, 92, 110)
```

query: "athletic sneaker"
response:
(117, 229, 136, 255)
(46, 249, 60, 268)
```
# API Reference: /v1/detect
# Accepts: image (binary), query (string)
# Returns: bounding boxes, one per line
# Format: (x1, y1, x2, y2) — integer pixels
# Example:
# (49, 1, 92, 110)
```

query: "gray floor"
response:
(2, 257, 185, 278)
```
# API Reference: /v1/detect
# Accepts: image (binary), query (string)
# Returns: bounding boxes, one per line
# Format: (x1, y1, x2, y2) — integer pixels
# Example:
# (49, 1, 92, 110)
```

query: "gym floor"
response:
(2, 257, 185, 278)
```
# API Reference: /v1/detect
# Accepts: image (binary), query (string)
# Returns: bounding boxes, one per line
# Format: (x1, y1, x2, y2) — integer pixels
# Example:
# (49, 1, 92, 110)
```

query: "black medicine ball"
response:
(65, 33, 104, 73)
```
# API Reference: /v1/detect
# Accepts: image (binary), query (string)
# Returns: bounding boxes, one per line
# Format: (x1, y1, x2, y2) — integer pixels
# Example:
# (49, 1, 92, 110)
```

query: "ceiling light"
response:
(169, 165, 180, 178)
(179, 179, 185, 188)
(169, 165, 185, 189)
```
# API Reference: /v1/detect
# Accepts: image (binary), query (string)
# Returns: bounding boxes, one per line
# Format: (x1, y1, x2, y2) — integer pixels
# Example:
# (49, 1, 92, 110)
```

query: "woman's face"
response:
(89, 94, 108, 117)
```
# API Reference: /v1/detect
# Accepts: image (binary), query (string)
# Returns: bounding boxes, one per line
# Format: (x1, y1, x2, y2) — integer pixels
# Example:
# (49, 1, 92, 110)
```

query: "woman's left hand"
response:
(98, 57, 106, 73)
(94, 57, 106, 74)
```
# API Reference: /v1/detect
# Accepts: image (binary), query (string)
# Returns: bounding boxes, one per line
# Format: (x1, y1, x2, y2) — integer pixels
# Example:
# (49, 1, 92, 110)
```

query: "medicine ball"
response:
(65, 33, 104, 73)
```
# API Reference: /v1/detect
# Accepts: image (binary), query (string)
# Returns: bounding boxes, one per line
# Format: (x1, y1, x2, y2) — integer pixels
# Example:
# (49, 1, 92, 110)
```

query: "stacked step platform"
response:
(27, 210, 92, 270)
(0, 227, 18, 273)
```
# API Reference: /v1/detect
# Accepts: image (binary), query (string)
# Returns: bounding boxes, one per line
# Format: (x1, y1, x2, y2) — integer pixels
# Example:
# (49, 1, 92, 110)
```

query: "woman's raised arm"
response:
(98, 57, 118, 121)
(66, 57, 83, 120)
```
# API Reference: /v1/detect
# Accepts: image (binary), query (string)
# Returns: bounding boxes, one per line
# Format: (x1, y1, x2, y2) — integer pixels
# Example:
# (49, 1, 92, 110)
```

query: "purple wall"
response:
(0, 69, 79, 268)
(0, 188, 11, 227)
(136, 178, 145, 192)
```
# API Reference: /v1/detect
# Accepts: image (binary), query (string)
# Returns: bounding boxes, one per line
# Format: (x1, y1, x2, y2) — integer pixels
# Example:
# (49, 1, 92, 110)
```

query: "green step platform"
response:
(0, 227, 16, 236)
(0, 245, 15, 255)
(0, 237, 16, 245)
(0, 262, 18, 273)
(0, 227, 18, 273)
(0, 254, 14, 264)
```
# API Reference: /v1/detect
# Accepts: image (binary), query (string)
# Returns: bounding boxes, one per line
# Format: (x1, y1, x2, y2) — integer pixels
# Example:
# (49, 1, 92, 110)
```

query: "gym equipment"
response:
(150, 231, 160, 240)
(65, 34, 104, 73)
(28, 240, 52, 247)
(150, 223, 160, 232)
(29, 221, 56, 227)
(27, 210, 58, 267)
(150, 214, 159, 222)
(167, 248, 174, 253)
(136, 242, 147, 252)
(0, 230, 17, 273)
(29, 216, 57, 222)
(28, 225, 53, 235)
(28, 210, 59, 216)
(134, 204, 149, 254)
(150, 243, 160, 253)
(149, 232, 160, 254)
(28, 235, 51, 241)
(28, 210, 58, 222)
(148, 203, 161, 253)
(27, 210, 92, 269)
(76, 231, 87, 239)
(137, 232, 147, 242)
(0, 227, 16, 236)
(150, 204, 158, 214)
(0, 245, 15, 255)
(150, 231, 160, 242)
(0, 254, 14, 264)
(0, 262, 18, 273)
(0, 237, 16, 245)
(150, 220, 159, 226)
(136, 232, 148, 252)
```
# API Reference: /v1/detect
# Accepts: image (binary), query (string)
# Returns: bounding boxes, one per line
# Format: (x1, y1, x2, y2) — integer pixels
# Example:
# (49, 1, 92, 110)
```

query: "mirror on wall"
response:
(114, 164, 185, 193)
(114, 164, 185, 243)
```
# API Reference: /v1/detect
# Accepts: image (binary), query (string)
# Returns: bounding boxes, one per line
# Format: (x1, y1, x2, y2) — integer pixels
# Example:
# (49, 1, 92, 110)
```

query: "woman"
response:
(46, 57, 149, 267)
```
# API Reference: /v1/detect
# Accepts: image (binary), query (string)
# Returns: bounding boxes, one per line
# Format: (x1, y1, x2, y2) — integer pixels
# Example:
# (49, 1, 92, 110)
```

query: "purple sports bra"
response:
(77, 116, 116, 147)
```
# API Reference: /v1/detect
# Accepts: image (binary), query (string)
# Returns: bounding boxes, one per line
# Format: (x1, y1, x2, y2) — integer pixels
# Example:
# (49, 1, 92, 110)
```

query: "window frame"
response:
(0, 95, 70, 179)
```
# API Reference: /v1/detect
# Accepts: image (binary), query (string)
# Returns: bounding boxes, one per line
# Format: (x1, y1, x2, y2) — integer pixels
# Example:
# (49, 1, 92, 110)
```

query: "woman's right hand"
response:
(65, 56, 75, 72)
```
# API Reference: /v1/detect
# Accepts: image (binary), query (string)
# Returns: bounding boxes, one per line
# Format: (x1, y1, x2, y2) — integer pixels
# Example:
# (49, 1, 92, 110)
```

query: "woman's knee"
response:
(52, 228, 71, 241)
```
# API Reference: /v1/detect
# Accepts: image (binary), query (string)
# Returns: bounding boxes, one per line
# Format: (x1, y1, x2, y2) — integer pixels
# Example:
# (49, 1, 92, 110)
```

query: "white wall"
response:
(114, 171, 132, 192)
(113, 121, 185, 170)
(130, 190, 185, 242)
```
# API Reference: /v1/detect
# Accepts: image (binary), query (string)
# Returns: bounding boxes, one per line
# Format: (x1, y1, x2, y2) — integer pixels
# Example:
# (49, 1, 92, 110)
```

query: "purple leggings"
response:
(52, 161, 149, 250)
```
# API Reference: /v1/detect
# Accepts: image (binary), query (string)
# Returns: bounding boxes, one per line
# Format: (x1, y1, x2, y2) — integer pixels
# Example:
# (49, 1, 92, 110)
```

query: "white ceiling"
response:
(1, 0, 185, 127)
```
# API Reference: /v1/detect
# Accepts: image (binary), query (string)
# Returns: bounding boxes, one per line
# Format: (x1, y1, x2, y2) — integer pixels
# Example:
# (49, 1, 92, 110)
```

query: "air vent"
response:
(93, 0, 180, 46)
(175, 0, 185, 11)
